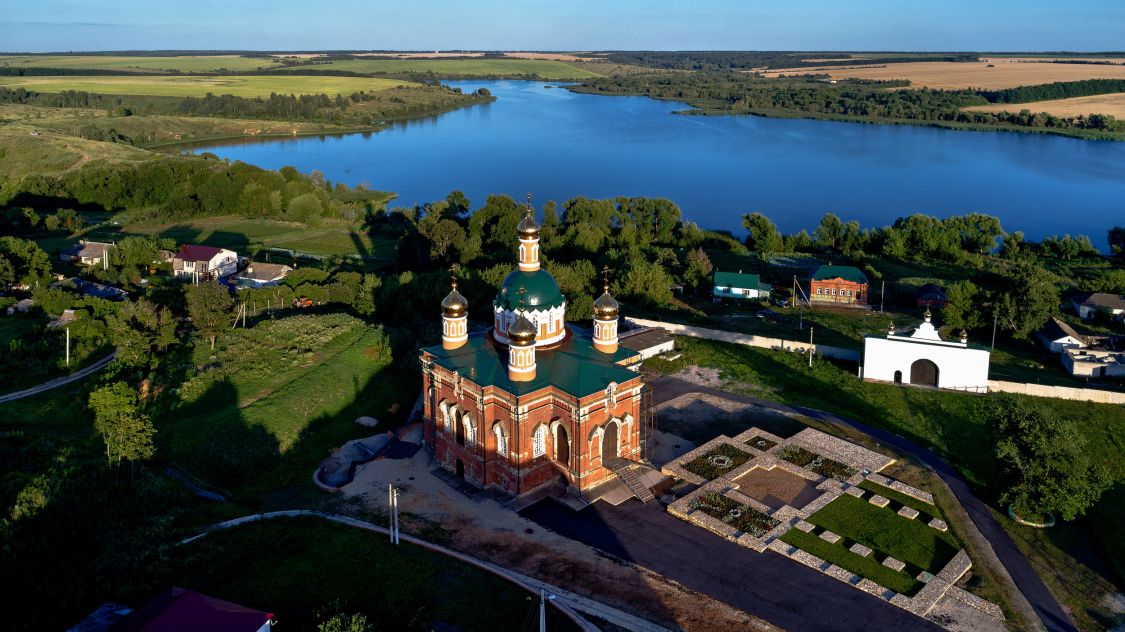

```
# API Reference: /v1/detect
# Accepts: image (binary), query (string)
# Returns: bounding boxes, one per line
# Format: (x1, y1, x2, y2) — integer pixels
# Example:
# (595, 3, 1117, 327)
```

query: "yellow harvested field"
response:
(0, 75, 413, 98)
(762, 60, 1125, 89)
(504, 52, 596, 62)
(964, 93, 1125, 118)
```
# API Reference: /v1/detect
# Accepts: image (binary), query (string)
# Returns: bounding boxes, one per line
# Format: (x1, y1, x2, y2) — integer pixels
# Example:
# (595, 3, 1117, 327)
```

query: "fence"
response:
(988, 380, 1125, 405)
(624, 317, 861, 362)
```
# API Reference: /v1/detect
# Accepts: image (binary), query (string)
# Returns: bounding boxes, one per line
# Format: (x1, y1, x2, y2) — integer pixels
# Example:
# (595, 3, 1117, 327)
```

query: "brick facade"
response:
(422, 360, 644, 497)
(810, 277, 868, 305)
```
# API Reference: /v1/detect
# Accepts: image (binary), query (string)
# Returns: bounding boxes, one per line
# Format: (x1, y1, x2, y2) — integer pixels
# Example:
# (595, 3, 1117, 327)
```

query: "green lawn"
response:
(780, 528, 923, 595)
(808, 494, 960, 572)
(147, 516, 577, 631)
(0, 54, 283, 73)
(75, 216, 397, 261)
(296, 58, 602, 79)
(0, 75, 413, 98)
(858, 480, 939, 523)
(161, 315, 401, 495)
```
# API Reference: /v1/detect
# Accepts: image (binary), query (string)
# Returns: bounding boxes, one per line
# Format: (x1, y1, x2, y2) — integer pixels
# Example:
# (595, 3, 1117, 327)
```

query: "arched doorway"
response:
(602, 422, 619, 462)
(454, 411, 465, 446)
(555, 425, 570, 467)
(910, 359, 939, 387)
(455, 458, 465, 479)
(893, 370, 903, 385)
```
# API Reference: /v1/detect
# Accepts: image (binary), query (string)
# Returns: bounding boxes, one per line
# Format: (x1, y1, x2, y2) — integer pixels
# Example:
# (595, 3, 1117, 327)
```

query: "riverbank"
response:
(565, 81, 1125, 142)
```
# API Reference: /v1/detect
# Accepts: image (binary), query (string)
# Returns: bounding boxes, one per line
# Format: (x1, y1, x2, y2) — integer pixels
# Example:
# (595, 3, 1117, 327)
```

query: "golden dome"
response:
(517, 208, 540, 238)
(594, 288, 619, 319)
(441, 280, 468, 317)
(508, 312, 537, 346)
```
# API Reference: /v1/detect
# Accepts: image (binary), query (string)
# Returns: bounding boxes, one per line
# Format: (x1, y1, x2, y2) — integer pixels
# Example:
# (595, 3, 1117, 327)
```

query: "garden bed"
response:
(858, 480, 938, 523)
(681, 443, 754, 481)
(780, 528, 924, 596)
(691, 491, 780, 537)
(777, 445, 856, 481)
(744, 435, 778, 451)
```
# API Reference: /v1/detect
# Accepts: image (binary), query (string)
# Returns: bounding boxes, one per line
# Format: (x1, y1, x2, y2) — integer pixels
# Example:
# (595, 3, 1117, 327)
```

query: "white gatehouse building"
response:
(861, 310, 991, 392)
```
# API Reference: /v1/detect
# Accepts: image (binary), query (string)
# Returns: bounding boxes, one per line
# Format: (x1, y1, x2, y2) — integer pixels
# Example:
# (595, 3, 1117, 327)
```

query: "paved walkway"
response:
(651, 376, 1076, 632)
(0, 351, 116, 403)
(179, 510, 670, 632)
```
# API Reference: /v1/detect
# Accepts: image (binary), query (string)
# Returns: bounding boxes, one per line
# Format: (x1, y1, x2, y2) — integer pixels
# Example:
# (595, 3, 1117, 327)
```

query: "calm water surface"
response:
(194, 80, 1125, 243)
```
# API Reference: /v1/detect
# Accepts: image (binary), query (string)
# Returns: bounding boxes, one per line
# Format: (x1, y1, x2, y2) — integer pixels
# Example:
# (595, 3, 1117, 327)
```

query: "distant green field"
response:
(0, 74, 412, 98)
(0, 54, 281, 73)
(299, 58, 601, 79)
(78, 216, 397, 260)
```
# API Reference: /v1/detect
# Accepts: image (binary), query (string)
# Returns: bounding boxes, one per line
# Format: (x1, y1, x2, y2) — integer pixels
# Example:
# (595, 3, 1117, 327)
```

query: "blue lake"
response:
(193, 80, 1125, 244)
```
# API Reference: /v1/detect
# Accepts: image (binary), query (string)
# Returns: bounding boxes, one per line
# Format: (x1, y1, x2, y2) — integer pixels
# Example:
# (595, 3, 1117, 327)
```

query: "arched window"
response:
(463, 413, 477, 447)
(532, 425, 548, 458)
(493, 423, 507, 460)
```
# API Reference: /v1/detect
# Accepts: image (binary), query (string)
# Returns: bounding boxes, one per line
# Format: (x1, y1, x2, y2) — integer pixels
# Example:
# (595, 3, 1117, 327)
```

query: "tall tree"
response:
(995, 262, 1059, 339)
(991, 397, 1111, 521)
(683, 248, 714, 293)
(1108, 226, 1125, 256)
(813, 213, 845, 251)
(941, 280, 983, 330)
(106, 299, 176, 369)
(89, 382, 156, 468)
(186, 281, 234, 350)
(742, 212, 783, 257)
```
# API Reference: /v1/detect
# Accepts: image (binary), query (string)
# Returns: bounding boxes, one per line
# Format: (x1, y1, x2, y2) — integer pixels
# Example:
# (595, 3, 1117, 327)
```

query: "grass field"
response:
(0, 126, 151, 179)
(154, 516, 577, 631)
(292, 58, 602, 79)
(162, 314, 406, 495)
(73, 216, 397, 261)
(763, 59, 1125, 89)
(0, 74, 412, 98)
(964, 93, 1125, 118)
(0, 54, 281, 73)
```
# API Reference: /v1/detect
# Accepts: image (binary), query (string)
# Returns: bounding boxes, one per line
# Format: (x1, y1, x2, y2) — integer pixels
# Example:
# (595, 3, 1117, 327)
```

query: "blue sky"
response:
(2, 0, 1123, 53)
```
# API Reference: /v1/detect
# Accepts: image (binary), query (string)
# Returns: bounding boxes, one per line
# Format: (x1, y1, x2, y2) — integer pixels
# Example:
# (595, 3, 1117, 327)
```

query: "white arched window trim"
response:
(463, 413, 477, 447)
(493, 423, 508, 460)
(438, 401, 451, 431)
(532, 425, 548, 458)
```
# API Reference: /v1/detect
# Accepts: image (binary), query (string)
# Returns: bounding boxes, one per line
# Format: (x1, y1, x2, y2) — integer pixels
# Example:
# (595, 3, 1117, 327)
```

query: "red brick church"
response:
(420, 205, 647, 499)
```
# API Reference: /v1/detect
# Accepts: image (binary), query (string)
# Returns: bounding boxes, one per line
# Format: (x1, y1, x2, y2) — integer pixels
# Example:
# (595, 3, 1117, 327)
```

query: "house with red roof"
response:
(173, 244, 238, 283)
(110, 587, 273, 632)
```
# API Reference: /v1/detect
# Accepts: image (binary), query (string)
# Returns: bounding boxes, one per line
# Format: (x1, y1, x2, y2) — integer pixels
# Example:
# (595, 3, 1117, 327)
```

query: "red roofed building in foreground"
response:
(112, 587, 273, 632)
(420, 200, 654, 501)
(173, 244, 238, 283)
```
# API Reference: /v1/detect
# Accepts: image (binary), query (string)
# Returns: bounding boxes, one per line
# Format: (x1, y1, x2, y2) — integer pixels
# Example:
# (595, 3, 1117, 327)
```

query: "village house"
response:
(1072, 292, 1125, 321)
(809, 264, 869, 306)
(59, 240, 113, 267)
(861, 310, 991, 392)
(236, 262, 293, 289)
(1037, 317, 1088, 353)
(106, 587, 274, 632)
(172, 244, 238, 283)
(712, 270, 772, 301)
(915, 283, 947, 309)
(1062, 347, 1125, 379)
(421, 205, 653, 501)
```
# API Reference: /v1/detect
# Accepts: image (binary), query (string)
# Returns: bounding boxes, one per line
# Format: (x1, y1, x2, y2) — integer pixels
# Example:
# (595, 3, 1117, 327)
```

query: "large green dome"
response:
(495, 269, 565, 311)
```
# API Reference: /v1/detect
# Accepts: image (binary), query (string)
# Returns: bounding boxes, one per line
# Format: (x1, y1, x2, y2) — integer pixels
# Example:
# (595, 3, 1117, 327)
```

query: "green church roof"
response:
(812, 265, 868, 284)
(422, 327, 639, 398)
(495, 269, 566, 310)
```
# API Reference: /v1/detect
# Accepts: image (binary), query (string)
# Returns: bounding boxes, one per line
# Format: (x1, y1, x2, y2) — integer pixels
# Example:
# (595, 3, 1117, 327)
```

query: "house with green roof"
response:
(712, 270, 772, 302)
(809, 264, 869, 306)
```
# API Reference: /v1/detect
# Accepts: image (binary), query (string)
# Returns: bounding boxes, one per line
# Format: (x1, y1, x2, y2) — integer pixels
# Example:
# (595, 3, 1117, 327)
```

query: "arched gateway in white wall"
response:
(862, 311, 990, 392)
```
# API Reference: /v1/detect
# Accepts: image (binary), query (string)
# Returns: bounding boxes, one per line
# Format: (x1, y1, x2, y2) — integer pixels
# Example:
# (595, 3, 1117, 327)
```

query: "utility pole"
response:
(808, 327, 814, 368)
(880, 280, 885, 313)
(539, 587, 556, 632)
(65, 326, 70, 366)
(386, 484, 400, 545)
(991, 310, 998, 351)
